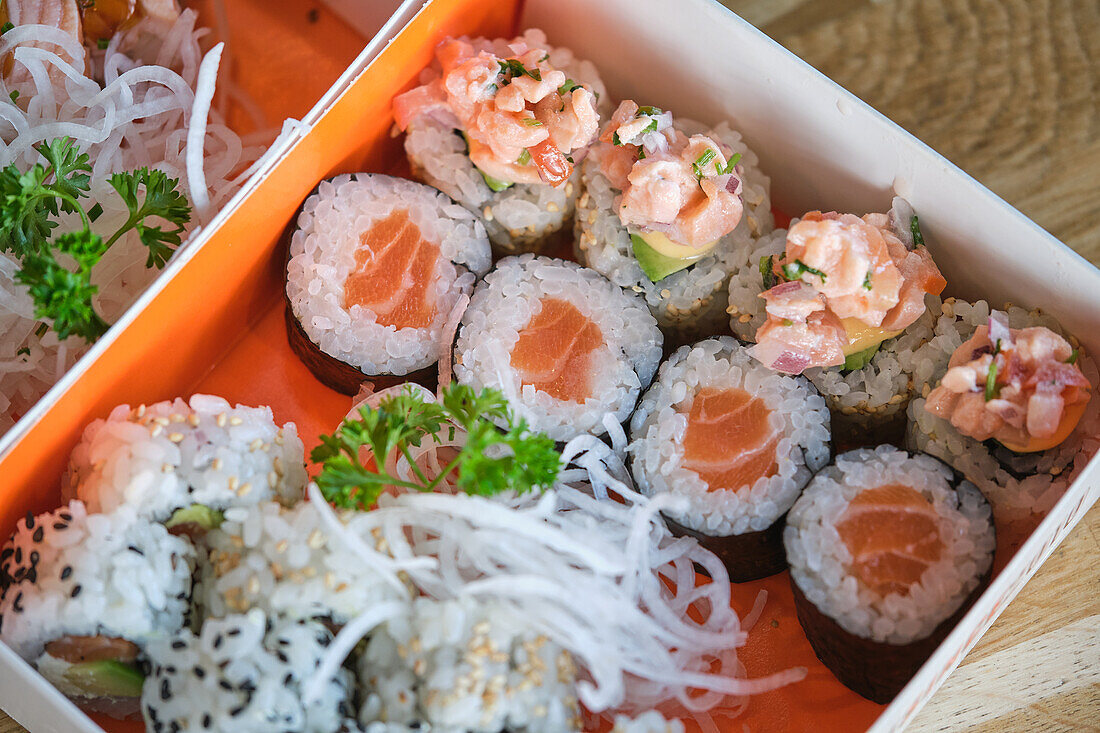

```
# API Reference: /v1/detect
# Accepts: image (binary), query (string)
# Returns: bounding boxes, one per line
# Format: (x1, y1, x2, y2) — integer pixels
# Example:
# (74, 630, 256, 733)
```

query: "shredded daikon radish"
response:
(185, 41, 223, 217)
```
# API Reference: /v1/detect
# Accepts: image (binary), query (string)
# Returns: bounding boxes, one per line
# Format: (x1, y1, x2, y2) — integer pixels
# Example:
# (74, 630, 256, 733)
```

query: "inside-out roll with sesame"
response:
(728, 198, 945, 446)
(628, 337, 832, 581)
(63, 395, 308, 534)
(575, 102, 774, 345)
(454, 255, 663, 443)
(0, 503, 195, 717)
(907, 298, 1099, 550)
(393, 29, 607, 257)
(784, 446, 995, 703)
(285, 174, 492, 395)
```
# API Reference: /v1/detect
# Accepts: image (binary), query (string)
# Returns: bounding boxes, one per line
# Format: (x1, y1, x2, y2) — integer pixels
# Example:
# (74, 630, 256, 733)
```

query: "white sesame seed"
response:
(216, 413, 227, 427)
(168, 432, 184, 443)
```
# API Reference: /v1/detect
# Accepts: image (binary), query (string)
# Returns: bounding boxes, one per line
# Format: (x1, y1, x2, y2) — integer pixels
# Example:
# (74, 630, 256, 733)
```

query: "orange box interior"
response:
(4, 0, 1028, 729)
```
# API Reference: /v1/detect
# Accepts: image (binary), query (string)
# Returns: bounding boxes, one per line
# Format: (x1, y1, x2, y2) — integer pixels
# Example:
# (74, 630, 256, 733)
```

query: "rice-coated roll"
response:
(575, 102, 774, 344)
(202, 501, 410, 623)
(454, 255, 663, 442)
(64, 395, 307, 525)
(907, 298, 1099, 549)
(629, 338, 831, 581)
(393, 29, 607, 257)
(729, 200, 945, 446)
(286, 173, 492, 394)
(142, 610, 353, 733)
(784, 446, 995, 702)
(357, 596, 580, 733)
(0, 502, 194, 716)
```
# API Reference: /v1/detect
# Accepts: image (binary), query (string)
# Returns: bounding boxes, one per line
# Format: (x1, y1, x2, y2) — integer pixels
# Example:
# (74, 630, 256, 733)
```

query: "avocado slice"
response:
(631, 233, 701, 282)
(842, 343, 882, 372)
(165, 503, 224, 532)
(62, 660, 145, 699)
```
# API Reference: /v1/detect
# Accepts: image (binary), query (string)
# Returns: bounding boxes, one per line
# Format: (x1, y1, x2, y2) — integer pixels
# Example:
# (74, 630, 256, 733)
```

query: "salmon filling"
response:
(924, 319, 1091, 452)
(836, 484, 944, 597)
(45, 635, 140, 665)
(749, 206, 947, 374)
(681, 387, 779, 491)
(343, 209, 439, 329)
(510, 298, 602, 402)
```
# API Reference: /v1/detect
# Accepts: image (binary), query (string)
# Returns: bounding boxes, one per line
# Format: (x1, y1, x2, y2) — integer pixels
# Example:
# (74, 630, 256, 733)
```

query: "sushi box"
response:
(1, 0, 1098, 731)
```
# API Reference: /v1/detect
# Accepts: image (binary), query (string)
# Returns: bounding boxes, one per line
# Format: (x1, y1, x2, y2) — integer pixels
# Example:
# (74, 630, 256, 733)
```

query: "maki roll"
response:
(908, 299, 1098, 548)
(628, 337, 831, 581)
(142, 610, 354, 733)
(453, 255, 663, 443)
(64, 395, 308, 530)
(393, 29, 606, 257)
(784, 446, 995, 703)
(285, 174, 492, 395)
(357, 596, 580, 733)
(576, 100, 774, 344)
(0, 503, 195, 717)
(202, 501, 410, 622)
(729, 198, 946, 446)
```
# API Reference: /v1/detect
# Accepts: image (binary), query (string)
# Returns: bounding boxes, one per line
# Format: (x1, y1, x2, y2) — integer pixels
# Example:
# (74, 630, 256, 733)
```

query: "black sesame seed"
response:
(169, 723, 180, 733)
(25, 512, 34, 529)
(53, 522, 67, 531)
(13, 548, 21, 564)
(165, 665, 177, 674)
(59, 512, 72, 522)
(171, 640, 186, 650)
(1, 548, 12, 561)
(128, 545, 145, 556)
(213, 634, 223, 649)
(276, 651, 288, 663)
(12, 593, 22, 612)
(60, 565, 73, 580)
(282, 672, 293, 686)
(32, 527, 43, 543)
(153, 721, 163, 733)
(28, 551, 38, 565)
(160, 679, 171, 700)
(202, 713, 211, 729)
(229, 705, 245, 717)
(218, 680, 232, 691)
(193, 666, 206, 678)
(227, 628, 240, 637)
(240, 680, 255, 691)
(24, 569, 35, 584)
(70, 584, 82, 598)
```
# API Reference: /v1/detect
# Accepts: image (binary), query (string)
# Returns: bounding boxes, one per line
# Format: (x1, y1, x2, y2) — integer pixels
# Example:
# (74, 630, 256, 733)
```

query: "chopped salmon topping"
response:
(343, 209, 439, 329)
(836, 484, 944, 597)
(681, 387, 779, 491)
(510, 298, 602, 402)
(45, 635, 140, 665)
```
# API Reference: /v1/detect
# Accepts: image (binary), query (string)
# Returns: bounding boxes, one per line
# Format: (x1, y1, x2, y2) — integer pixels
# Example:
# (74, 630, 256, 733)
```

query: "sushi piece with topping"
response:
(142, 610, 353, 733)
(202, 500, 411, 623)
(576, 101, 773, 343)
(286, 174, 492, 395)
(394, 28, 606, 256)
(0, 502, 194, 717)
(629, 338, 831, 581)
(357, 596, 581, 732)
(908, 299, 1099, 548)
(784, 446, 995, 702)
(729, 198, 946, 445)
(453, 255, 663, 443)
(63, 395, 308, 530)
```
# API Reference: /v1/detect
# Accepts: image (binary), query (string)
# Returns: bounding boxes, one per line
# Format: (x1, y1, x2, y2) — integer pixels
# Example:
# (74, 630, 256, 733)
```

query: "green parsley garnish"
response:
(517, 148, 531, 166)
(782, 259, 827, 283)
(1067, 348, 1079, 365)
(15, 346, 29, 357)
(759, 255, 776, 289)
(1, 22, 13, 34)
(8, 90, 17, 103)
(636, 106, 663, 116)
(312, 384, 560, 510)
(497, 58, 541, 83)
(910, 215, 925, 247)
(97, 38, 109, 50)
(612, 131, 622, 146)
(557, 79, 578, 95)
(863, 271, 873, 290)
(0, 137, 191, 342)
(692, 148, 717, 179)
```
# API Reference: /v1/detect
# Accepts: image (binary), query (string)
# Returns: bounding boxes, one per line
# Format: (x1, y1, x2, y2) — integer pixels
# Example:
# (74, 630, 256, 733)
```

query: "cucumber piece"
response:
(479, 169, 514, 192)
(631, 234, 697, 282)
(62, 660, 144, 699)
(165, 503, 224, 531)
(842, 343, 882, 372)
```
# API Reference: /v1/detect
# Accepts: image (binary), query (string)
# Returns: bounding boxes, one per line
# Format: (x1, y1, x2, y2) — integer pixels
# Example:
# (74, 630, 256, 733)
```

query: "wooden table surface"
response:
(2, 0, 1098, 731)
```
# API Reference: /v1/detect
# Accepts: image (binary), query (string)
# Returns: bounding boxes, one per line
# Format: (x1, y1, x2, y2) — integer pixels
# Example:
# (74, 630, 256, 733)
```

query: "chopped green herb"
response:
(34, 323, 47, 338)
(759, 255, 776, 289)
(477, 168, 513, 192)
(517, 148, 531, 166)
(910, 215, 925, 247)
(782, 259, 827, 283)
(15, 346, 29, 357)
(612, 131, 622, 146)
(984, 358, 999, 401)
(636, 106, 663, 116)
(1, 22, 13, 34)
(486, 82, 498, 95)
(312, 384, 560, 510)
(557, 79, 578, 95)
(692, 148, 717, 179)
(8, 90, 17, 103)
(497, 58, 541, 83)
(862, 271, 873, 290)
(781, 319, 793, 327)
(522, 117, 543, 126)
(540, 53, 549, 62)
(0, 137, 191, 342)
(565, 155, 574, 164)
(637, 148, 646, 160)
(842, 343, 882, 372)
(97, 38, 109, 50)
(1067, 348, 1079, 365)
(719, 152, 742, 175)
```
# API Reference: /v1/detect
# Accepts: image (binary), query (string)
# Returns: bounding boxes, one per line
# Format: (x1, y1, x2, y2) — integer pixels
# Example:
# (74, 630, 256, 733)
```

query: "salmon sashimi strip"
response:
(836, 484, 944, 597)
(392, 31, 599, 187)
(681, 387, 780, 490)
(510, 298, 603, 402)
(597, 100, 744, 249)
(925, 318, 1091, 451)
(343, 210, 439, 329)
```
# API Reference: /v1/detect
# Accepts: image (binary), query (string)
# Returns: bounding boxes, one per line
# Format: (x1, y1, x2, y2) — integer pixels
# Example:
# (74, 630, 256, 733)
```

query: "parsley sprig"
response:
(312, 384, 561, 510)
(0, 137, 191, 342)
